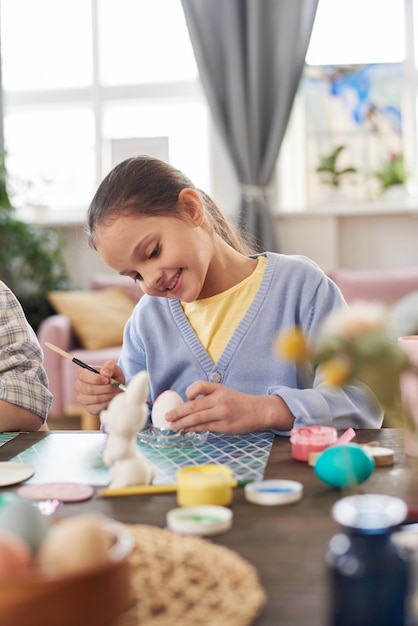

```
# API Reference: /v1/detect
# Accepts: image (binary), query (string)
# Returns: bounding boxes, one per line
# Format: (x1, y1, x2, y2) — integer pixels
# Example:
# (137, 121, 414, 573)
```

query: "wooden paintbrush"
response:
(45, 342, 127, 391)
(96, 478, 253, 498)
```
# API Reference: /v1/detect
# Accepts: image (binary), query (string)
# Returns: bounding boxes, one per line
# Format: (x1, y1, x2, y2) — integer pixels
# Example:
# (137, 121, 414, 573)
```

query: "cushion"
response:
(47, 287, 136, 350)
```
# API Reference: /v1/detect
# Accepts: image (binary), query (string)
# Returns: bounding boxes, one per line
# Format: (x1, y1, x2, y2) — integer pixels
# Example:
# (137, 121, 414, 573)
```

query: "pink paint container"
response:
(290, 426, 338, 462)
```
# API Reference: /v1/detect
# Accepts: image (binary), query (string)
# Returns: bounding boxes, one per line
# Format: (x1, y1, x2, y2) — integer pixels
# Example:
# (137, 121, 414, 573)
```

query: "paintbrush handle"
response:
(45, 342, 127, 391)
(72, 358, 101, 375)
(97, 478, 252, 498)
(97, 484, 178, 497)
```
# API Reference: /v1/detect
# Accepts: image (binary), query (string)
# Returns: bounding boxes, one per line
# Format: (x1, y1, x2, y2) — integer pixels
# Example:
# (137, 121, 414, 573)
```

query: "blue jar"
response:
(326, 494, 410, 626)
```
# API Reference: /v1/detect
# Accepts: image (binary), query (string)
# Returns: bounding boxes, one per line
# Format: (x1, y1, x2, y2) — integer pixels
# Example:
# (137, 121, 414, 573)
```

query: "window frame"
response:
(1, 0, 417, 221)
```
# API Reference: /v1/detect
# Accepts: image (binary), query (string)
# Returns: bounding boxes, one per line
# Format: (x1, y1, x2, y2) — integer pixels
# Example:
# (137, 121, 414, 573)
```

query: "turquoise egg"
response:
(0, 498, 50, 552)
(314, 443, 375, 489)
(0, 493, 18, 510)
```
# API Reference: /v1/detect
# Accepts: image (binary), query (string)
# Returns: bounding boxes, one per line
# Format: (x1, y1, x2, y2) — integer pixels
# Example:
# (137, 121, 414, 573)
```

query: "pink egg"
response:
(0, 532, 32, 577)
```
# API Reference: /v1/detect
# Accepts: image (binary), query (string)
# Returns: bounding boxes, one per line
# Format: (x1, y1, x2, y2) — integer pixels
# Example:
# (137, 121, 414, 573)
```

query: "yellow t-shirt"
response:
(182, 256, 267, 363)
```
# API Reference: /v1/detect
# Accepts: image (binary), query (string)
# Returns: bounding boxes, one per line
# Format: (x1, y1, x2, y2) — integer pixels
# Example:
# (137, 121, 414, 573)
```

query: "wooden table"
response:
(0, 429, 415, 626)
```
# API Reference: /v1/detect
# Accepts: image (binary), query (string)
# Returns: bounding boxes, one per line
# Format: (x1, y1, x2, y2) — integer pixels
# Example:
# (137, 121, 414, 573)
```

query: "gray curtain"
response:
(181, 0, 318, 252)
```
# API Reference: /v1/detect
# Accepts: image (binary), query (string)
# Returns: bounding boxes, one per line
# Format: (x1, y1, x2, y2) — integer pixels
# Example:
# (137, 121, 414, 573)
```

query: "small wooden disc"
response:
(0, 462, 34, 486)
(361, 445, 394, 466)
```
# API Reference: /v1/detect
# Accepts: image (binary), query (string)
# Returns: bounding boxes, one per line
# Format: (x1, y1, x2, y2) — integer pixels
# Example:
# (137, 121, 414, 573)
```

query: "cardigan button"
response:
(209, 371, 221, 383)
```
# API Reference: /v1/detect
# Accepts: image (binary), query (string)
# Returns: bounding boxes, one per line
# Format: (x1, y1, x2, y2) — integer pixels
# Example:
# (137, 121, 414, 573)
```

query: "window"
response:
(278, 0, 413, 211)
(0, 0, 208, 215)
(306, 0, 405, 65)
(0, 0, 416, 218)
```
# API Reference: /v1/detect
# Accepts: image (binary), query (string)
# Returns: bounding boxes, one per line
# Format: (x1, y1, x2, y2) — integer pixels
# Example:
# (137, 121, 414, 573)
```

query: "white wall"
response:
(58, 223, 114, 290)
(53, 203, 418, 292)
(276, 205, 418, 270)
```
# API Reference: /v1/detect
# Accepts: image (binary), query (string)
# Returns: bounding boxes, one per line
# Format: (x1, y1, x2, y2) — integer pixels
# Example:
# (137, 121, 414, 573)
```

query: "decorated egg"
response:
(152, 390, 184, 430)
(0, 532, 32, 577)
(36, 514, 112, 576)
(0, 498, 49, 552)
(314, 443, 375, 489)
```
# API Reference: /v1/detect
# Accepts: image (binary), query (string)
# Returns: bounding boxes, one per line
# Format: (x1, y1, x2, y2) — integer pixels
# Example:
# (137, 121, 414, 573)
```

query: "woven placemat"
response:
(115, 524, 267, 626)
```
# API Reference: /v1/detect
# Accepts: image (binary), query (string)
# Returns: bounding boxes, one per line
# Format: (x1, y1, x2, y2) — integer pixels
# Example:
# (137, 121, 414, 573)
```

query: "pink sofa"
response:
(37, 266, 418, 423)
(37, 274, 143, 420)
(326, 267, 418, 305)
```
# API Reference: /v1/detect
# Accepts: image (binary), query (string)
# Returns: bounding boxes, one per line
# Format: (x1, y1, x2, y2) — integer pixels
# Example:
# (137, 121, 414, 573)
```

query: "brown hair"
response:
(87, 156, 252, 254)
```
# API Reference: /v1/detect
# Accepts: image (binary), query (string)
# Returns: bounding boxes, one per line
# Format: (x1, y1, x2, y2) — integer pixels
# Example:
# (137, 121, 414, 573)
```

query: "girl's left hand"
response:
(164, 380, 294, 435)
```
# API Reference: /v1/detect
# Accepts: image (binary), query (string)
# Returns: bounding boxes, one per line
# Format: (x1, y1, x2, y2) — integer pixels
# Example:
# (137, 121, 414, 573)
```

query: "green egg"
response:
(314, 443, 375, 489)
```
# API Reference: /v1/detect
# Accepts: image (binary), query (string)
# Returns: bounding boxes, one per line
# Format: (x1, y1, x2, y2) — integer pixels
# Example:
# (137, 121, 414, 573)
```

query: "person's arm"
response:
(165, 381, 295, 434)
(167, 259, 383, 434)
(0, 400, 46, 431)
(0, 282, 52, 431)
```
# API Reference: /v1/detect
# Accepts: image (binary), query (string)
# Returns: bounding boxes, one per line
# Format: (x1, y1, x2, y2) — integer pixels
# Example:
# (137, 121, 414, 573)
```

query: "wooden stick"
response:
(96, 479, 252, 498)
(97, 483, 178, 497)
(44, 342, 127, 392)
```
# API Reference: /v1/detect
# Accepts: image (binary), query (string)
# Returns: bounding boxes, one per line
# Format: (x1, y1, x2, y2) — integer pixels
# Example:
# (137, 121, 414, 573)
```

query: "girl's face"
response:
(95, 197, 214, 301)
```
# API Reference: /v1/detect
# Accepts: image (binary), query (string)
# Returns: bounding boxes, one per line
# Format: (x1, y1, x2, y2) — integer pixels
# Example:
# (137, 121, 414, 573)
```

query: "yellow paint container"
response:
(176, 465, 233, 507)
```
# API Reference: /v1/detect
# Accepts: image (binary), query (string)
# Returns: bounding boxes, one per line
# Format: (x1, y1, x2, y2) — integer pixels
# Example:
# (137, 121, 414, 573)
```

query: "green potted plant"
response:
(375, 151, 409, 195)
(0, 156, 69, 332)
(316, 145, 357, 188)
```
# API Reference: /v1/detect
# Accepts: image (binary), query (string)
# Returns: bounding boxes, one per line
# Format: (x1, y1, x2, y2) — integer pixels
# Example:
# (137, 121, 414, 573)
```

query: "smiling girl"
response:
(74, 156, 383, 434)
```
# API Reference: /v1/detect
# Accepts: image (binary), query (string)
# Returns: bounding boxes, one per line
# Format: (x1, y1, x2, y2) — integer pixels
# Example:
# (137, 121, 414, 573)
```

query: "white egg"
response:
(152, 390, 184, 430)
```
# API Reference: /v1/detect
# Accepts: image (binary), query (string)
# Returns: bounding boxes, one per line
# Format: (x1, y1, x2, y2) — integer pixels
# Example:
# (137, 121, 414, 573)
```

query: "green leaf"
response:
(315, 145, 357, 188)
(0, 214, 69, 331)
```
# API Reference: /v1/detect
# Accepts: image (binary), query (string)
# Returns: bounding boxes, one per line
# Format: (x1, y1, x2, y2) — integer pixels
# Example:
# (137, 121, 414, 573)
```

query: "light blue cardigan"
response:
(119, 252, 383, 432)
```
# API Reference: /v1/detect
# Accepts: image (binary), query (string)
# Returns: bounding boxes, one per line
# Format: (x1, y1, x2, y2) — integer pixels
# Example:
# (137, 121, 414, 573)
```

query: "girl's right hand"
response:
(74, 360, 126, 416)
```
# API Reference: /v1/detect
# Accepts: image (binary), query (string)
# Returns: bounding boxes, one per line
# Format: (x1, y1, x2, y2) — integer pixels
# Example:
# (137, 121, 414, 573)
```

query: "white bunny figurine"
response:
(100, 370, 155, 488)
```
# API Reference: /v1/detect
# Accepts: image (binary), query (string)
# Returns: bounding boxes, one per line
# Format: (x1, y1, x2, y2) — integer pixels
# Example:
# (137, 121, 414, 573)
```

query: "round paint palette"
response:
(17, 482, 94, 503)
(167, 505, 233, 536)
(245, 479, 303, 506)
(0, 462, 34, 487)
